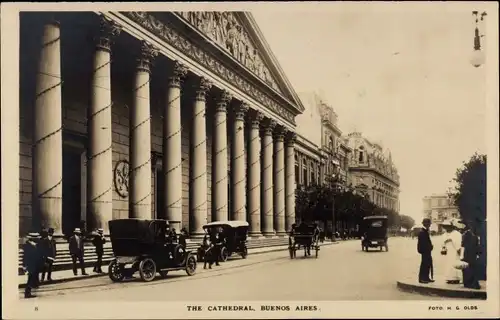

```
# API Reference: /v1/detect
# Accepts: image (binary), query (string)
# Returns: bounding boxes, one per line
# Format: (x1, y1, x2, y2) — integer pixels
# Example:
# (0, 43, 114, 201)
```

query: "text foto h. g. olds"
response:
(187, 305, 319, 312)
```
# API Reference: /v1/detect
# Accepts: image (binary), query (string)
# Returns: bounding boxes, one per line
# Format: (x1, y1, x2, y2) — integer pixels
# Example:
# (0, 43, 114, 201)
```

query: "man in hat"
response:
(69, 228, 88, 276)
(417, 218, 435, 283)
(92, 228, 106, 273)
(40, 228, 57, 282)
(22, 232, 44, 298)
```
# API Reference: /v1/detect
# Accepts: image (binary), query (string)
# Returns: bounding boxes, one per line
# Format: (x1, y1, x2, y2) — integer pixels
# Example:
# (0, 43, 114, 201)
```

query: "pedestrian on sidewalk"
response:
(22, 232, 44, 298)
(40, 228, 56, 282)
(69, 228, 88, 276)
(440, 219, 463, 284)
(178, 228, 188, 248)
(417, 218, 435, 283)
(461, 222, 481, 289)
(92, 228, 106, 273)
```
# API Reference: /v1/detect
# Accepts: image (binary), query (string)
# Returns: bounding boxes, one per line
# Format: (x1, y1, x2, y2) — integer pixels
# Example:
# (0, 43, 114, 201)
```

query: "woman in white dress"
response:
(440, 219, 464, 284)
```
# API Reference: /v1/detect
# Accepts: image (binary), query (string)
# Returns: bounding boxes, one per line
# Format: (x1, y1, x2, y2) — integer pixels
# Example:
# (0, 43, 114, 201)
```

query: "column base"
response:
(248, 231, 263, 238)
(276, 231, 288, 237)
(262, 231, 275, 238)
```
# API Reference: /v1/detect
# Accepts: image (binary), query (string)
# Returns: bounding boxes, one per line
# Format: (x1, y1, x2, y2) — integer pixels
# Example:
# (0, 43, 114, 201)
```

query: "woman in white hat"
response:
(440, 219, 464, 284)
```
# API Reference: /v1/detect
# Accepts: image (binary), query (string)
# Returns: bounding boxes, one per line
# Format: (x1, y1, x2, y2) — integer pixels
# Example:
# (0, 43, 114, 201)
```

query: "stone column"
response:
(163, 61, 188, 230)
(189, 77, 212, 236)
(87, 16, 121, 234)
(260, 119, 276, 236)
(273, 126, 286, 236)
(33, 21, 63, 235)
(212, 90, 231, 222)
(247, 111, 263, 236)
(285, 131, 297, 233)
(129, 41, 157, 219)
(231, 102, 249, 221)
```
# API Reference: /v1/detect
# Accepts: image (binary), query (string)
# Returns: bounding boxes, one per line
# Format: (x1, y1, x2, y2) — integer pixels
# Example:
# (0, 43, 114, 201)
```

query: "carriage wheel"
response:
(220, 247, 228, 262)
(185, 255, 197, 276)
(108, 259, 125, 282)
(241, 247, 248, 259)
(159, 270, 169, 278)
(139, 258, 156, 282)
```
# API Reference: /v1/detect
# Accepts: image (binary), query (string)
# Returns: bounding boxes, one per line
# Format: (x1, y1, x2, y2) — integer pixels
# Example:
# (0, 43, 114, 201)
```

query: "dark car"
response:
(361, 216, 389, 252)
(197, 220, 249, 262)
(107, 219, 197, 282)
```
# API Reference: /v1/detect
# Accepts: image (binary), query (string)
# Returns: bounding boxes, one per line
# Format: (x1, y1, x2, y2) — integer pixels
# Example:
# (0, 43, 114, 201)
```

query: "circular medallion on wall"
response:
(114, 160, 130, 198)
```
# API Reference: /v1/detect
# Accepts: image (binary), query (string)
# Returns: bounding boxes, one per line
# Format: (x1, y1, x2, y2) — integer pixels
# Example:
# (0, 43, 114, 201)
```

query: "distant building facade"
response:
(423, 194, 459, 231)
(345, 132, 400, 213)
(294, 93, 352, 190)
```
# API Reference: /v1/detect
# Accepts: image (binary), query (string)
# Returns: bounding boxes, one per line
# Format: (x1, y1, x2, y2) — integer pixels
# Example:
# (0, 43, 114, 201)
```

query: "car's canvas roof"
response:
(203, 220, 249, 228)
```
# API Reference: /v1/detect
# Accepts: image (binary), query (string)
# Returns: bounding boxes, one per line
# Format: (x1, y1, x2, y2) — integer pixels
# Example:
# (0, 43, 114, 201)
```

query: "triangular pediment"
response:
(176, 11, 305, 113)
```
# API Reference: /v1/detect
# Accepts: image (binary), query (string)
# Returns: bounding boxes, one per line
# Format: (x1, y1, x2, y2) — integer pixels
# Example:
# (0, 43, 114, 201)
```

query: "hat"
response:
(74, 228, 81, 233)
(440, 220, 452, 226)
(27, 232, 40, 239)
(451, 219, 466, 230)
(97, 228, 104, 234)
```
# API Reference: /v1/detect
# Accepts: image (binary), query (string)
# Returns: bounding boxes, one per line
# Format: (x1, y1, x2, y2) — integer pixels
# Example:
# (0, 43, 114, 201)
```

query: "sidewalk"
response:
(396, 277, 487, 300)
(19, 242, 336, 288)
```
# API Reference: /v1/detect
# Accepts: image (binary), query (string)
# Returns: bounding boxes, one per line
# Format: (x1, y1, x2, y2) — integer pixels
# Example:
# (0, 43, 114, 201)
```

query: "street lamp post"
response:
(470, 11, 487, 68)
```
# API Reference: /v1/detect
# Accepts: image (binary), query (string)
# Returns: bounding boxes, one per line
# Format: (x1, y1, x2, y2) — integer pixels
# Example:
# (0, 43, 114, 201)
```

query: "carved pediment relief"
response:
(177, 12, 282, 93)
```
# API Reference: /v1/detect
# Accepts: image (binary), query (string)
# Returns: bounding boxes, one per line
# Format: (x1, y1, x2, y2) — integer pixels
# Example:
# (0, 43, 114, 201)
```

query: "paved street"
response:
(20, 237, 454, 301)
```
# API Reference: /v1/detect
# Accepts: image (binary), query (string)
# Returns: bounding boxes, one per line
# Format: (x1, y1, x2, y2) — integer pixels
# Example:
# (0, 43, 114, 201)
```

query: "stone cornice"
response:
(122, 11, 297, 126)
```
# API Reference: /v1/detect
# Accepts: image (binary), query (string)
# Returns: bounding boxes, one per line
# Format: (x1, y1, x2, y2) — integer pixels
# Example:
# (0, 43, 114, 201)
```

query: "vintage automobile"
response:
(361, 216, 389, 252)
(289, 223, 320, 259)
(196, 220, 249, 262)
(107, 219, 197, 282)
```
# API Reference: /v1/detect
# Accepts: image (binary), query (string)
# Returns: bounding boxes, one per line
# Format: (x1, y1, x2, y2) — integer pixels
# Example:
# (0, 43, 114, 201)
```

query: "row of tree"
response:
(447, 152, 487, 280)
(295, 176, 415, 235)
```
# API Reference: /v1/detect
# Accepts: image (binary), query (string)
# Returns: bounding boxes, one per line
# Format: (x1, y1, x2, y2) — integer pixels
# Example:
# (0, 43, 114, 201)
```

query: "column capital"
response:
(137, 41, 159, 73)
(95, 15, 122, 52)
(273, 125, 286, 142)
(285, 130, 297, 146)
(260, 118, 277, 136)
(234, 102, 249, 121)
(168, 61, 188, 88)
(215, 89, 232, 112)
(247, 110, 264, 129)
(194, 77, 213, 102)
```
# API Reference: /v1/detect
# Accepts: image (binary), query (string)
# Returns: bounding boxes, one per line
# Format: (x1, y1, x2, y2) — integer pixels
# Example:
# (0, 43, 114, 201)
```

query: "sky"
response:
(252, 5, 488, 221)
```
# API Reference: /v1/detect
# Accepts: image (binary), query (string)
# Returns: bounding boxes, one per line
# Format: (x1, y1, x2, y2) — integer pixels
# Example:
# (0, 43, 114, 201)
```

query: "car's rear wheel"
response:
(185, 255, 197, 276)
(220, 247, 228, 262)
(241, 247, 248, 259)
(139, 258, 156, 282)
(108, 259, 125, 282)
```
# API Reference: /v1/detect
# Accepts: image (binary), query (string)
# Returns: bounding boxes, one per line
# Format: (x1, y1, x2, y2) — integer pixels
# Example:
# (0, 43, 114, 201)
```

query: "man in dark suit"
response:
(40, 228, 56, 282)
(23, 232, 44, 298)
(92, 228, 106, 273)
(69, 228, 88, 276)
(417, 218, 435, 283)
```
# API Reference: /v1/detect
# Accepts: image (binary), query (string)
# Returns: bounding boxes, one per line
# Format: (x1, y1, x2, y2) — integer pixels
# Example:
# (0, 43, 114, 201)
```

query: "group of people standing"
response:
(417, 218, 482, 289)
(21, 227, 107, 298)
(201, 230, 223, 269)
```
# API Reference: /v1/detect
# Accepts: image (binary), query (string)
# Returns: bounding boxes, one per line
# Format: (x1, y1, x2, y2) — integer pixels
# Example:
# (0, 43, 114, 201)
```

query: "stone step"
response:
(18, 237, 289, 274)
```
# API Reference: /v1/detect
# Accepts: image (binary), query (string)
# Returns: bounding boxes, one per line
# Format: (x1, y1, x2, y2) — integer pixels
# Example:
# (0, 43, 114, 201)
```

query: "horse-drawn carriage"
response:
(289, 223, 321, 259)
(107, 219, 197, 282)
(197, 220, 249, 262)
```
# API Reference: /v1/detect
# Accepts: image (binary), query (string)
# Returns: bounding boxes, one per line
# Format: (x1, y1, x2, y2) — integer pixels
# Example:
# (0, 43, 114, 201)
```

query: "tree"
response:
(400, 215, 416, 230)
(448, 153, 487, 280)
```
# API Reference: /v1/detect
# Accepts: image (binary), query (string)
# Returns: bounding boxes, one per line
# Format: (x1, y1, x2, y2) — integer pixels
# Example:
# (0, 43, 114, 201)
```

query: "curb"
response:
(396, 280, 487, 300)
(19, 242, 336, 289)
